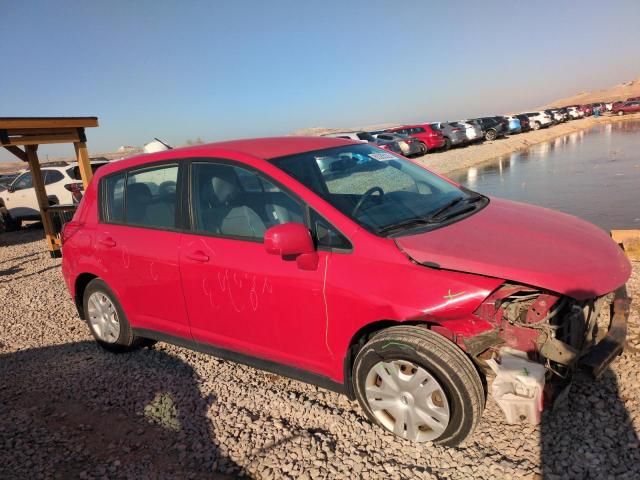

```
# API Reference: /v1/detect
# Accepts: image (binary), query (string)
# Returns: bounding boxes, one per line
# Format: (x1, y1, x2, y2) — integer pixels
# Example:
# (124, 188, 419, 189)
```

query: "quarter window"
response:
(190, 162, 304, 240)
(103, 173, 126, 223)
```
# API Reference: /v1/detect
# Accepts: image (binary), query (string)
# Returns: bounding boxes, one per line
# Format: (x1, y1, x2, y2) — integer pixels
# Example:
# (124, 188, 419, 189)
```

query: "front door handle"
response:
(186, 251, 210, 263)
(98, 237, 116, 248)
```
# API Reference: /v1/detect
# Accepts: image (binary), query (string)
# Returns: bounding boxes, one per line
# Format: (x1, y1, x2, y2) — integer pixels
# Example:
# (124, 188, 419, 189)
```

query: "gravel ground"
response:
(1, 227, 639, 479)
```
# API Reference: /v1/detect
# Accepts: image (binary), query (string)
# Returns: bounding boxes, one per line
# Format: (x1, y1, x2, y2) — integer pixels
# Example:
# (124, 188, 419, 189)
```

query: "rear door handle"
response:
(186, 251, 209, 263)
(98, 237, 116, 248)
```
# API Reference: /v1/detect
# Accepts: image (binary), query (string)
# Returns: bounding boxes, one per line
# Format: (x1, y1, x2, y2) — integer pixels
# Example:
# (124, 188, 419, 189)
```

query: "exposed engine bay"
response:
(467, 283, 630, 423)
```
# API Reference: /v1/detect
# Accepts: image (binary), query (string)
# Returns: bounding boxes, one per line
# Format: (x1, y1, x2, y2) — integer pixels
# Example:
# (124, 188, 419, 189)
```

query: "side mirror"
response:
(264, 223, 318, 270)
(7, 185, 15, 193)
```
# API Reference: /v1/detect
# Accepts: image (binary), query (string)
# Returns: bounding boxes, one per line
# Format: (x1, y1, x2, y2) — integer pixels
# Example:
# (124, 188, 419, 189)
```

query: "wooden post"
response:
(74, 141, 93, 188)
(25, 145, 59, 255)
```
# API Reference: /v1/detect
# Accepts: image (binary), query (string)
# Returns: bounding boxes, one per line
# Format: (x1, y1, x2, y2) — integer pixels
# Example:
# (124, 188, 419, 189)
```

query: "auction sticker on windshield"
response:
(368, 152, 397, 161)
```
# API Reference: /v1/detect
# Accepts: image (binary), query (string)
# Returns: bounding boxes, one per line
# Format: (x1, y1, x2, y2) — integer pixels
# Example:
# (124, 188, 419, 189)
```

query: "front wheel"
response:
(352, 326, 484, 446)
(442, 137, 452, 150)
(618, 111, 624, 116)
(532, 121, 541, 130)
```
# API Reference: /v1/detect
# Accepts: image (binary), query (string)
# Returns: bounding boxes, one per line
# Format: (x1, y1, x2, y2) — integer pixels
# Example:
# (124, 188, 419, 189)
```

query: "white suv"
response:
(0, 161, 108, 227)
(523, 111, 553, 130)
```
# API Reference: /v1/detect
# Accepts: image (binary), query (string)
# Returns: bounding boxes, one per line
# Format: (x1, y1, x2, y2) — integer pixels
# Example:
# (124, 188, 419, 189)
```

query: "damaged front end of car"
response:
(466, 283, 631, 422)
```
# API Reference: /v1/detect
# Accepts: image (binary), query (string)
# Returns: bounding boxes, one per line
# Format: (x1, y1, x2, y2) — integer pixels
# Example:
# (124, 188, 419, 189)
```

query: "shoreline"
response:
(414, 113, 640, 176)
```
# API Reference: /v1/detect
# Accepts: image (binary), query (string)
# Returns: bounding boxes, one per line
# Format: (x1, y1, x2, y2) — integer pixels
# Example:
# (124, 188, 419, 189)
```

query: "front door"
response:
(180, 160, 332, 374)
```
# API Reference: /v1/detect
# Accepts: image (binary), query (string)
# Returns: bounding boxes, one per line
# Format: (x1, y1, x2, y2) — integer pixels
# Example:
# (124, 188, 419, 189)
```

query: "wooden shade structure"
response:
(1, 117, 99, 256)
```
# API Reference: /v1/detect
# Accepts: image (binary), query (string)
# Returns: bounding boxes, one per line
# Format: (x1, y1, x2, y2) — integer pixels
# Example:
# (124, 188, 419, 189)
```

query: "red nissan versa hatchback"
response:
(61, 137, 631, 446)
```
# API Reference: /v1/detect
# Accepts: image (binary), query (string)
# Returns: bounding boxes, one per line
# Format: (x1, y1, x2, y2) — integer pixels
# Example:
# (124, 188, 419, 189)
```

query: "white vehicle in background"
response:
(567, 106, 584, 119)
(456, 120, 484, 143)
(0, 160, 108, 228)
(523, 111, 553, 130)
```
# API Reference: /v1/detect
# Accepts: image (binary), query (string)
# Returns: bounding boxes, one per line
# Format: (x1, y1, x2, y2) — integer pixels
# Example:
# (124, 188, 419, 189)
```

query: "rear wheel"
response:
(532, 121, 541, 130)
(83, 278, 152, 352)
(442, 137, 452, 150)
(485, 129, 497, 141)
(419, 142, 428, 155)
(618, 111, 624, 116)
(352, 326, 484, 446)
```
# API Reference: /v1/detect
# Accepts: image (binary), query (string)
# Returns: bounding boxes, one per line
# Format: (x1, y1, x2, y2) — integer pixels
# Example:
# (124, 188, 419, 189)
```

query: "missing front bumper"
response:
(579, 285, 631, 378)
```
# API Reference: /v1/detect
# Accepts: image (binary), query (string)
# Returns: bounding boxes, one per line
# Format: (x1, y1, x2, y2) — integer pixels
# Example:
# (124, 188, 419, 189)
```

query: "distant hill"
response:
(291, 123, 402, 137)
(544, 76, 640, 107)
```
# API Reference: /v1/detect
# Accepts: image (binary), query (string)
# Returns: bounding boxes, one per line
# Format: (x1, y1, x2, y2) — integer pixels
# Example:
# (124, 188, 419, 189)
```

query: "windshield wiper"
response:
(377, 217, 433, 235)
(377, 194, 486, 235)
(426, 194, 485, 223)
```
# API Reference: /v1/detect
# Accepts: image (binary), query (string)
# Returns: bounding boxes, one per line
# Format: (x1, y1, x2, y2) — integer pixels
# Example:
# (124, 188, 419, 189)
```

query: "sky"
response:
(1, 0, 640, 161)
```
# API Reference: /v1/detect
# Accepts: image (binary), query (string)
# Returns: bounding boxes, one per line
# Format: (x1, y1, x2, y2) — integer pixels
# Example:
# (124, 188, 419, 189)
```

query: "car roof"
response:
(95, 136, 359, 178)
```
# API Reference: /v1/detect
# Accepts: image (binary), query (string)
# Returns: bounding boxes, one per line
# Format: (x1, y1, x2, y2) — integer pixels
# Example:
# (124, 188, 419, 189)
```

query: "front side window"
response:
(12, 172, 32, 190)
(272, 144, 481, 236)
(190, 162, 304, 240)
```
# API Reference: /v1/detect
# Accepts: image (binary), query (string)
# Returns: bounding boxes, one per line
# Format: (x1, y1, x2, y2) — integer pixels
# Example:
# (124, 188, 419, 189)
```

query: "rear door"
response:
(96, 161, 190, 338)
(179, 159, 332, 374)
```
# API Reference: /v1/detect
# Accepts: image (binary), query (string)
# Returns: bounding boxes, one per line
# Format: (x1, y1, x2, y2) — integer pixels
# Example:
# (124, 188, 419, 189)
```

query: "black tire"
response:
(352, 325, 484, 446)
(419, 142, 428, 155)
(442, 137, 452, 151)
(1, 208, 20, 232)
(485, 129, 497, 141)
(83, 278, 151, 353)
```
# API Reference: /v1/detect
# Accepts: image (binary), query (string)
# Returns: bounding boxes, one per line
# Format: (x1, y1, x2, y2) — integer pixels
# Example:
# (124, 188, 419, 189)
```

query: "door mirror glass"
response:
(264, 223, 314, 256)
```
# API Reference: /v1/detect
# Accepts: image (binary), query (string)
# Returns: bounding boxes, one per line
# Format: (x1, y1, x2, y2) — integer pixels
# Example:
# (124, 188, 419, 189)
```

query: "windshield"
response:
(271, 144, 473, 235)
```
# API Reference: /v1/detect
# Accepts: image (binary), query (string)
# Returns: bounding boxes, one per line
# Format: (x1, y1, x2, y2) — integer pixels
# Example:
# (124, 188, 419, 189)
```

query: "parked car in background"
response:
(506, 116, 522, 134)
(61, 136, 631, 447)
(0, 160, 108, 228)
(473, 117, 506, 141)
(523, 111, 553, 130)
(372, 132, 425, 157)
(321, 131, 405, 156)
(566, 106, 583, 119)
(579, 105, 593, 116)
(612, 101, 640, 115)
(430, 122, 467, 149)
(385, 124, 445, 153)
(515, 114, 531, 132)
(626, 96, 640, 102)
(453, 121, 484, 143)
(0, 173, 20, 191)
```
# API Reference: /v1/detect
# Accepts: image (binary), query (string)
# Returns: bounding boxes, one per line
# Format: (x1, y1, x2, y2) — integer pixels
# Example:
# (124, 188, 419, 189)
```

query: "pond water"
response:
(448, 121, 640, 231)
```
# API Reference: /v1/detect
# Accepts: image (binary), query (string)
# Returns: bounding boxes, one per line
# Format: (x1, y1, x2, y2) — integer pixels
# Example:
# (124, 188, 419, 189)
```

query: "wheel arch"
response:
(342, 319, 439, 399)
(74, 272, 99, 319)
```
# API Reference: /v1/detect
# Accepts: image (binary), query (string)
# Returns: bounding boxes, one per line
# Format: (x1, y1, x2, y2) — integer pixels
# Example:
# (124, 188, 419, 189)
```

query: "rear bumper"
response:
(579, 285, 631, 378)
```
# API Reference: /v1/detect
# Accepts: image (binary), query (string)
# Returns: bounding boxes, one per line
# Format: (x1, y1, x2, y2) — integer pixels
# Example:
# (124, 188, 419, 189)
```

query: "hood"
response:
(395, 198, 631, 300)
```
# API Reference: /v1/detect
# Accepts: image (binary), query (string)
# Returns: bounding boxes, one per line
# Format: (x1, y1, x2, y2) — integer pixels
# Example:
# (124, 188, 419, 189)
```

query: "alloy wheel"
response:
(87, 292, 121, 343)
(364, 359, 450, 442)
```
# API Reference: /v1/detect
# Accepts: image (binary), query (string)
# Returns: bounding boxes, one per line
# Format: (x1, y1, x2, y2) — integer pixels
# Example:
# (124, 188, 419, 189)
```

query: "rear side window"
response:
(66, 163, 108, 181)
(125, 165, 179, 228)
(102, 164, 179, 228)
(44, 170, 64, 185)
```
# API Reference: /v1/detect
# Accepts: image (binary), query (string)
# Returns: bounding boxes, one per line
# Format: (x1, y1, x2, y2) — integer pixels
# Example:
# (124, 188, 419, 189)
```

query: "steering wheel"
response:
(352, 187, 384, 216)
